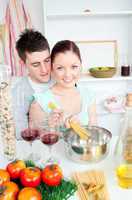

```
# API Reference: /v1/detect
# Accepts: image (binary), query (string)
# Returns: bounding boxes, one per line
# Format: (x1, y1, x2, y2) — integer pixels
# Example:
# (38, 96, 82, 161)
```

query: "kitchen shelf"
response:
(79, 74, 132, 82)
(97, 109, 125, 116)
(47, 10, 132, 19)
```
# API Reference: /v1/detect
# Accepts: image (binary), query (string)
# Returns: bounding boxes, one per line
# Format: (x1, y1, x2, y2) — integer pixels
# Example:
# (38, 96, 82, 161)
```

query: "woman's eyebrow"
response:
(53, 63, 64, 67)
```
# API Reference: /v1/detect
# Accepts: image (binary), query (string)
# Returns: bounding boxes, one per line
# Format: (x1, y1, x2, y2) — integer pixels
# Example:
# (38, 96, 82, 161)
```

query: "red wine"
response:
(21, 128, 39, 142)
(41, 132, 59, 145)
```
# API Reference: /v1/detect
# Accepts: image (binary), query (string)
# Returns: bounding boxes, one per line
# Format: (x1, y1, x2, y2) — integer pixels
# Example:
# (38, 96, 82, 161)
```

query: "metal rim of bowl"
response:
(63, 125, 112, 145)
(63, 126, 112, 163)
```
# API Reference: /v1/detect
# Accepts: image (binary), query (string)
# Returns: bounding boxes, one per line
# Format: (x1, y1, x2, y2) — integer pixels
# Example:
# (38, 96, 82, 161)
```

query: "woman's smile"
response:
(63, 78, 73, 83)
(52, 51, 81, 88)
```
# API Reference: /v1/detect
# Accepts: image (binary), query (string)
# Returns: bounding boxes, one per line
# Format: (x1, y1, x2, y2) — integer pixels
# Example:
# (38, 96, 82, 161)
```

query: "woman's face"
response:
(52, 51, 81, 88)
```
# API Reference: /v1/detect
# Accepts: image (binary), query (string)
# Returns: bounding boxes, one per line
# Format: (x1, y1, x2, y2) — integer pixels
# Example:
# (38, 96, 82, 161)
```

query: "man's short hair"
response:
(16, 29, 50, 63)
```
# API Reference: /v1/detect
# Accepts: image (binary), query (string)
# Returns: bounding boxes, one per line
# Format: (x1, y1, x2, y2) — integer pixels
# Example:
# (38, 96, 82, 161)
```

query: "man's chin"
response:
(39, 76, 50, 83)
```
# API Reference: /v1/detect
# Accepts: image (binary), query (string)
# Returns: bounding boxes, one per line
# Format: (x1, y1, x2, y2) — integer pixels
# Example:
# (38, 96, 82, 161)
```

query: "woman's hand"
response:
(65, 115, 80, 129)
(48, 108, 64, 128)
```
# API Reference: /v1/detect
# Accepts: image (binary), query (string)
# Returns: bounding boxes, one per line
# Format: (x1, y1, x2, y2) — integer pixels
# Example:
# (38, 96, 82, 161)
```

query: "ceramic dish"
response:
(89, 67, 116, 78)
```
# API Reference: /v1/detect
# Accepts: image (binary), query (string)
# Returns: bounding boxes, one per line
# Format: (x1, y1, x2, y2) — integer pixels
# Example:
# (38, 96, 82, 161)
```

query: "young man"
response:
(12, 29, 53, 139)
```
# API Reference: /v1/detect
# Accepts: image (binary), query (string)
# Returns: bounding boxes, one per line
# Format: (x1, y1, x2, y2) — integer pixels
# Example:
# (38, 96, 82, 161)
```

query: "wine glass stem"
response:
(29, 142, 33, 155)
(47, 145, 55, 163)
(48, 145, 52, 157)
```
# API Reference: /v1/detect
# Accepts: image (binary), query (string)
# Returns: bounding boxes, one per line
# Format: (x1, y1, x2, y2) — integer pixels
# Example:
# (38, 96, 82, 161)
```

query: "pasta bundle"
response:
(69, 120, 90, 140)
(48, 102, 90, 140)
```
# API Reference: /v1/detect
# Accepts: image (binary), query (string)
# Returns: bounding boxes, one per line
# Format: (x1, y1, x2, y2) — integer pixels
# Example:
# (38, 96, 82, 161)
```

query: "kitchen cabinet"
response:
(43, 0, 132, 69)
(42, 0, 132, 135)
(43, 0, 132, 60)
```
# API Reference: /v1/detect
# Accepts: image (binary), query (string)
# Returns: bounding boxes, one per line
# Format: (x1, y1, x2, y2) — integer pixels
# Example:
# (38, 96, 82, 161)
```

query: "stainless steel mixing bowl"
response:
(63, 126, 112, 163)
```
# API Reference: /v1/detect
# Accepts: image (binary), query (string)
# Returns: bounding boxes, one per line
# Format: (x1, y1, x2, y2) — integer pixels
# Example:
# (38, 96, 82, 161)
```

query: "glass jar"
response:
(0, 65, 16, 160)
(115, 106, 132, 188)
(121, 65, 130, 76)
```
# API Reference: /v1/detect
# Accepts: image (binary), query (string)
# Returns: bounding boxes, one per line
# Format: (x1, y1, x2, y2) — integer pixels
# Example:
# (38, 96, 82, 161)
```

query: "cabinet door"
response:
(43, 0, 132, 70)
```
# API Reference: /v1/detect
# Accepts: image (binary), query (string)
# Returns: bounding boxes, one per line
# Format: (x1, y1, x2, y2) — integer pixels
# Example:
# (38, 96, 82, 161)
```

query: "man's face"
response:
(25, 50, 51, 83)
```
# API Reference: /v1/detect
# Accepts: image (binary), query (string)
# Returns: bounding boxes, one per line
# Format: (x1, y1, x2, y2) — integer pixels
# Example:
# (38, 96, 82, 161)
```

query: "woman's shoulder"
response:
(77, 85, 95, 96)
(77, 85, 96, 104)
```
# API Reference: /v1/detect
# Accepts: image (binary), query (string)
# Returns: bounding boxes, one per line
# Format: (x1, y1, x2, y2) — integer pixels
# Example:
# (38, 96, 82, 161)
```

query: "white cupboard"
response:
(42, 0, 132, 135)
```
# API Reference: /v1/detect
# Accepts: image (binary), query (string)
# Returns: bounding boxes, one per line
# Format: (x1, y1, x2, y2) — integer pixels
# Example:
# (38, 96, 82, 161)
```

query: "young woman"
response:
(29, 40, 97, 128)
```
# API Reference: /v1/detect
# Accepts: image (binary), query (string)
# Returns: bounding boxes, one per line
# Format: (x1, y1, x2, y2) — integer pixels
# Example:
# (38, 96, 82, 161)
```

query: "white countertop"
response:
(0, 136, 132, 200)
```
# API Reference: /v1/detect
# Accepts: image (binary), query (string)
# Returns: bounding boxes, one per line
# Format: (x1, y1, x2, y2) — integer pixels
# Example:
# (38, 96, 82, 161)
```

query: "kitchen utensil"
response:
(63, 126, 112, 163)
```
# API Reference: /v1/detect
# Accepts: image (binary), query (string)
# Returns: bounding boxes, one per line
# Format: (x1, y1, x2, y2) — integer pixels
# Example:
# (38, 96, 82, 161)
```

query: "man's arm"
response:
(11, 78, 33, 140)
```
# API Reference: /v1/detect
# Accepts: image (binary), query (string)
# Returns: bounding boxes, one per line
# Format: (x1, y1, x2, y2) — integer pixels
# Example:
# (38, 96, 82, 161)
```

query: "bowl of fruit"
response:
(89, 66, 116, 78)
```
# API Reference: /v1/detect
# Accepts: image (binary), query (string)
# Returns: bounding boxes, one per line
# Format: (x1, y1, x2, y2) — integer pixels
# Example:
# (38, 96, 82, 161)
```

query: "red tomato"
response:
(0, 181, 19, 200)
(18, 187, 42, 200)
(41, 164, 63, 186)
(20, 167, 41, 187)
(6, 160, 26, 179)
(0, 169, 10, 185)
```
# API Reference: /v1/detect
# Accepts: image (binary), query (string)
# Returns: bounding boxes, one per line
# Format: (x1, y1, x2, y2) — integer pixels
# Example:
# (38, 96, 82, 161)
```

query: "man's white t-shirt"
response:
(12, 76, 55, 139)
(28, 77, 54, 93)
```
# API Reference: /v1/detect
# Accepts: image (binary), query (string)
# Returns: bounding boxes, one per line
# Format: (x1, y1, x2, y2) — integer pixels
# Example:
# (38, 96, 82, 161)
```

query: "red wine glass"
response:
(21, 126, 39, 161)
(39, 125, 60, 164)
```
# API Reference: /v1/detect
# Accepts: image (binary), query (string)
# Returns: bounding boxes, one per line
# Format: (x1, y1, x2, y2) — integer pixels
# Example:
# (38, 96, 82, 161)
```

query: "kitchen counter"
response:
(0, 136, 132, 200)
